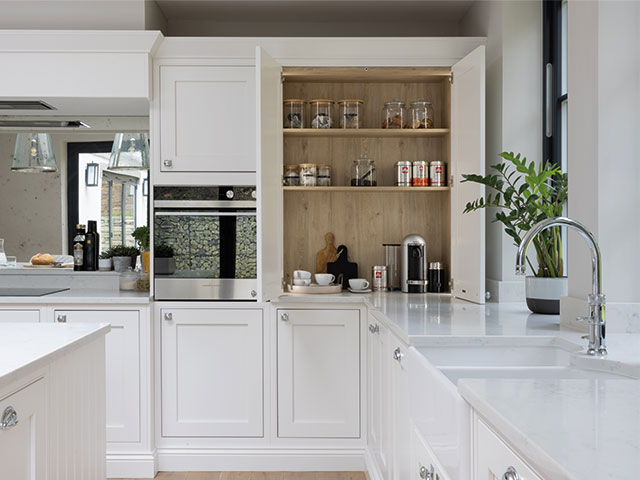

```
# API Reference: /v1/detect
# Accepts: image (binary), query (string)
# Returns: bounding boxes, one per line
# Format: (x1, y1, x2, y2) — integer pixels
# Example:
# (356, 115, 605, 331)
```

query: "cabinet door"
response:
(55, 309, 140, 443)
(391, 342, 411, 480)
(451, 45, 486, 304)
(367, 315, 392, 478)
(475, 418, 542, 480)
(161, 308, 263, 437)
(411, 427, 449, 480)
(160, 65, 256, 173)
(0, 379, 46, 480)
(0, 310, 40, 323)
(277, 309, 360, 438)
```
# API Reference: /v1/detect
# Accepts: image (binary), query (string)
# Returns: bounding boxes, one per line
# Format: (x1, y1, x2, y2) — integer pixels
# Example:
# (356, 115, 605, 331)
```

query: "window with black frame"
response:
(544, 0, 568, 170)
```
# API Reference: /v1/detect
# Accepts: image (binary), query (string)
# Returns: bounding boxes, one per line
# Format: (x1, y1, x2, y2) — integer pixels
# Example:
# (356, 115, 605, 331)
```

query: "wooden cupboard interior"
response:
(282, 67, 452, 289)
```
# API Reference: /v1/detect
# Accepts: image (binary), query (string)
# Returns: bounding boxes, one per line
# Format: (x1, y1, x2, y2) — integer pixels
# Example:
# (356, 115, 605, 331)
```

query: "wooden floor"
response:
(113, 473, 366, 480)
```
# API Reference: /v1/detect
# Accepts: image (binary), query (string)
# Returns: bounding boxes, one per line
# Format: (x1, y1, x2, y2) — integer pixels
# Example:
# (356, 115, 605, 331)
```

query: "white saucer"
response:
(348, 288, 372, 293)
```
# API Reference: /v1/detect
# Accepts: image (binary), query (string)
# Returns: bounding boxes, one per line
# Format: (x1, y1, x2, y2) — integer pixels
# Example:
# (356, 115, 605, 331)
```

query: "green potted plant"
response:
(154, 243, 176, 275)
(462, 152, 568, 314)
(131, 226, 150, 273)
(110, 245, 140, 273)
(98, 249, 113, 271)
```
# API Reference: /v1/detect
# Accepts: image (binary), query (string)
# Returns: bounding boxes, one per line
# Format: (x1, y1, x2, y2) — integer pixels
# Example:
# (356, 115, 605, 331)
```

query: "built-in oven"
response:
(153, 186, 257, 300)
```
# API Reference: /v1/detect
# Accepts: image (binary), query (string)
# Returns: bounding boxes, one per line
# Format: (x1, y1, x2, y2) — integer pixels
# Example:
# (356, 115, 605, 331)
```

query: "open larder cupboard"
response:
(257, 46, 486, 304)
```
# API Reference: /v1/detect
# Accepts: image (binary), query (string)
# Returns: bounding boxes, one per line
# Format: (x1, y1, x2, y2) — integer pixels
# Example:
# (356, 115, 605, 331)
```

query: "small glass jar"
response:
(338, 99, 363, 129)
(351, 156, 377, 186)
(299, 163, 317, 186)
(283, 99, 306, 128)
(382, 100, 408, 129)
(317, 164, 332, 186)
(119, 267, 138, 291)
(283, 165, 300, 186)
(410, 99, 434, 129)
(310, 99, 334, 129)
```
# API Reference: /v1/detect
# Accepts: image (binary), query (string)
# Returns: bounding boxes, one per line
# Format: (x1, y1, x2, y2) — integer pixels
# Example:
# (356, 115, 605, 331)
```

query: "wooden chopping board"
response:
(327, 245, 358, 290)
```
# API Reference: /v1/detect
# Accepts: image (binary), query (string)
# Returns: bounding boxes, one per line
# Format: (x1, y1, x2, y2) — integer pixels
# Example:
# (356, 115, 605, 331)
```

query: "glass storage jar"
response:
(338, 99, 363, 129)
(310, 99, 334, 129)
(283, 165, 300, 186)
(299, 163, 317, 186)
(317, 164, 331, 186)
(119, 267, 138, 291)
(381, 100, 408, 129)
(351, 156, 377, 186)
(410, 99, 434, 129)
(283, 99, 306, 128)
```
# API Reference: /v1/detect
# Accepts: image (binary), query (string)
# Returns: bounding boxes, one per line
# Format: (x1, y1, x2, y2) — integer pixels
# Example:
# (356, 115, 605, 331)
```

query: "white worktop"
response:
(0, 288, 151, 304)
(0, 322, 110, 391)
(459, 378, 640, 480)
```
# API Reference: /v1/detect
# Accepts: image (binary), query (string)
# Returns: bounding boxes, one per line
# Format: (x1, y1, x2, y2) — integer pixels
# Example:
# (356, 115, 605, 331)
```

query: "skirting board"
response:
(107, 453, 157, 479)
(364, 448, 383, 480)
(156, 448, 367, 472)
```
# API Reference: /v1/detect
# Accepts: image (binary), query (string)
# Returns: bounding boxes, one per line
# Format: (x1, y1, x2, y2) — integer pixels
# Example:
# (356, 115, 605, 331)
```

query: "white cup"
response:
(349, 278, 370, 290)
(315, 273, 336, 286)
(293, 278, 311, 286)
(293, 270, 311, 280)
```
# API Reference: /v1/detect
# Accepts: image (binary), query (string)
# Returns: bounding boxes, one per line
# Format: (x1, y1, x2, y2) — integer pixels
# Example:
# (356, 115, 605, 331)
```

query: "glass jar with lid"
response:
(310, 99, 334, 129)
(283, 99, 306, 128)
(283, 165, 300, 186)
(410, 99, 434, 129)
(351, 156, 377, 186)
(381, 100, 408, 129)
(317, 164, 332, 186)
(299, 163, 317, 186)
(338, 99, 363, 129)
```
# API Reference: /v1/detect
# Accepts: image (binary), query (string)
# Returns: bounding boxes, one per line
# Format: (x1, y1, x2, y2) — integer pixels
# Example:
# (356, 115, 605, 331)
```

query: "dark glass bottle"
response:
(73, 224, 85, 271)
(83, 221, 98, 271)
(88, 220, 100, 267)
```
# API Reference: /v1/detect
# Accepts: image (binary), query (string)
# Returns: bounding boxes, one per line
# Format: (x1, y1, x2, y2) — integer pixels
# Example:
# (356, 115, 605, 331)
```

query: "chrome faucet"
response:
(516, 217, 606, 355)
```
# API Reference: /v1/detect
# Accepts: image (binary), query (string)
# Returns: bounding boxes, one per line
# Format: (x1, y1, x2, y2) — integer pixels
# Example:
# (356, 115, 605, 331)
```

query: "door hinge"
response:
(281, 73, 285, 83)
(449, 73, 453, 85)
(449, 278, 454, 290)
(450, 175, 454, 187)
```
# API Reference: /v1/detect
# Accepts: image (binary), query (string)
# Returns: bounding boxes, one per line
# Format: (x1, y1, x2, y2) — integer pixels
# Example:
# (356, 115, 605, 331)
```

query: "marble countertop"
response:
(0, 322, 110, 391)
(0, 288, 151, 304)
(459, 378, 640, 480)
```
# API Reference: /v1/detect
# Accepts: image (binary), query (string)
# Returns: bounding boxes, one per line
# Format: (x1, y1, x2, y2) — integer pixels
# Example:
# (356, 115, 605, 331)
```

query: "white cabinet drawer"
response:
(0, 310, 40, 323)
(475, 418, 542, 480)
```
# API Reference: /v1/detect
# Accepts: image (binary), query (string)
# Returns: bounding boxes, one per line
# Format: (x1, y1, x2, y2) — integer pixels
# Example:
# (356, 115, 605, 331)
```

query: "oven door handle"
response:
(154, 211, 256, 217)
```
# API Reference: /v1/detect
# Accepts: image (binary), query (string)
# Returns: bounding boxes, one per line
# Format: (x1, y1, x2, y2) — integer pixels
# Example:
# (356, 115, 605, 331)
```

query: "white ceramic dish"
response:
(348, 288, 372, 293)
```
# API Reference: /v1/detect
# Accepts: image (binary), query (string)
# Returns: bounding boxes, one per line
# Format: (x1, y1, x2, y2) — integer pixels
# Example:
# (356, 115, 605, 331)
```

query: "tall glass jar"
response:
(338, 99, 363, 129)
(283, 165, 300, 186)
(299, 164, 317, 186)
(381, 100, 408, 129)
(283, 99, 306, 128)
(351, 156, 377, 186)
(310, 99, 334, 129)
(317, 164, 332, 186)
(410, 99, 434, 129)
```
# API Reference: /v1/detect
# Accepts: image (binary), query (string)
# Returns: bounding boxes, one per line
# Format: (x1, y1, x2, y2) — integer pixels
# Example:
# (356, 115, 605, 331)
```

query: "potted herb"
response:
(154, 243, 176, 275)
(131, 226, 150, 273)
(98, 249, 113, 271)
(462, 152, 568, 314)
(110, 245, 140, 273)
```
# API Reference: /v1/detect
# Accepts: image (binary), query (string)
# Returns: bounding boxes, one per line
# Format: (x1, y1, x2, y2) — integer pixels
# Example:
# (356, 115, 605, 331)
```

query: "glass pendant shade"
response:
(108, 133, 149, 170)
(12, 133, 58, 172)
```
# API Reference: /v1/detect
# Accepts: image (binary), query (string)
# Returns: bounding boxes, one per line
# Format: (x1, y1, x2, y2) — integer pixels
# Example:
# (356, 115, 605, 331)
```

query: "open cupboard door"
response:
(450, 46, 486, 304)
(256, 46, 284, 302)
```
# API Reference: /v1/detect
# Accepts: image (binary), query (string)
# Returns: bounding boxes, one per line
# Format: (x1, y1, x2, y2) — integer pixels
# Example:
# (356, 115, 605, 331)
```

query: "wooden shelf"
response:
(283, 66, 451, 83)
(283, 186, 450, 192)
(283, 128, 449, 138)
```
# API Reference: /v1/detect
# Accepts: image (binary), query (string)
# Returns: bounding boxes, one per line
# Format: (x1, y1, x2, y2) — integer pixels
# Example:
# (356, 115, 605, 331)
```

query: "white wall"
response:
(461, 0, 543, 302)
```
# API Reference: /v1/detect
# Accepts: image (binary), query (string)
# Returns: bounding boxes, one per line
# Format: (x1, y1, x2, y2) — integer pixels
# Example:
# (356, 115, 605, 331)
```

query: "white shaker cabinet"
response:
(54, 309, 141, 443)
(0, 379, 46, 480)
(0, 309, 40, 323)
(390, 341, 411, 480)
(159, 65, 256, 173)
(277, 308, 360, 438)
(161, 308, 263, 437)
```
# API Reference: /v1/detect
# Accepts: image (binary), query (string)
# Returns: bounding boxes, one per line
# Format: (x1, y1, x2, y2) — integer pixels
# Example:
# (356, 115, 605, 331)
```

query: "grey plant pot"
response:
(112, 256, 132, 273)
(98, 258, 113, 271)
(525, 276, 568, 314)
(155, 257, 176, 275)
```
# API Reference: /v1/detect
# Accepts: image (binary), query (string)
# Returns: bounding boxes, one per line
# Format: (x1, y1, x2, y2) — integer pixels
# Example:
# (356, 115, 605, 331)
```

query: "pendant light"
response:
(11, 133, 58, 172)
(108, 133, 149, 170)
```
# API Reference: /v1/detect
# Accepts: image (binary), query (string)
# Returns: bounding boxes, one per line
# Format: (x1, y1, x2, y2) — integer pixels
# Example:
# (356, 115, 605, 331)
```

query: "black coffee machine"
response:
(400, 234, 428, 293)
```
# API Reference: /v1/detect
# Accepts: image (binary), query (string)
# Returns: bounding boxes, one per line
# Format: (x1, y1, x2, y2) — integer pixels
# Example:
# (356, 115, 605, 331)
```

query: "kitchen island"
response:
(0, 322, 109, 480)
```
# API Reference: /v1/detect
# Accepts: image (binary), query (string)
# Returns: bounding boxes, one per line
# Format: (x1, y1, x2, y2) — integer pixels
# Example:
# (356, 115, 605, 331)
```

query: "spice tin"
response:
(394, 161, 412, 186)
(430, 161, 446, 187)
(412, 161, 429, 186)
(372, 265, 388, 291)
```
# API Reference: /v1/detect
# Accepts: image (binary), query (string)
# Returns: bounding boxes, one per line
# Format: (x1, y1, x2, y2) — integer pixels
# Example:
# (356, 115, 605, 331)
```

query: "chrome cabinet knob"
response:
(419, 464, 434, 479)
(280, 312, 289, 322)
(225, 189, 235, 199)
(393, 347, 403, 362)
(368, 324, 379, 334)
(251, 290, 257, 298)
(163, 159, 173, 168)
(502, 466, 520, 480)
(164, 312, 173, 321)
(0, 406, 18, 430)
(56, 314, 67, 323)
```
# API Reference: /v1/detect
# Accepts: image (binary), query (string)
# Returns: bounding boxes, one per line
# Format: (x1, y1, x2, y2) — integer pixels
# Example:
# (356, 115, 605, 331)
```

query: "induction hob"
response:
(0, 287, 70, 297)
